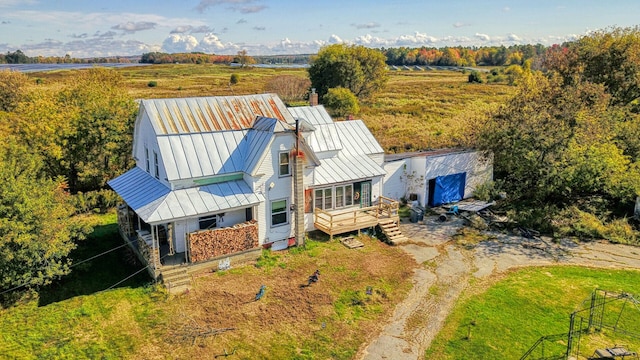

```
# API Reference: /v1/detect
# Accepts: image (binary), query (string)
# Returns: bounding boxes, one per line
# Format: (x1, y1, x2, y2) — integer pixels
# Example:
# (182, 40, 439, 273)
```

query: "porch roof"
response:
(108, 167, 263, 224)
(313, 155, 385, 186)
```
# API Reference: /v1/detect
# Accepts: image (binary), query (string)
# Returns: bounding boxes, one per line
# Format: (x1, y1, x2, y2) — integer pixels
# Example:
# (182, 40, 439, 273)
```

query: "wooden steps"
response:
(378, 218, 408, 245)
(161, 266, 191, 295)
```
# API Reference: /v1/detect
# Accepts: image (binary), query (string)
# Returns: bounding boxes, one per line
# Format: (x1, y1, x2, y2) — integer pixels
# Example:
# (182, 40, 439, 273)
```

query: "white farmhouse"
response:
(108, 94, 401, 291)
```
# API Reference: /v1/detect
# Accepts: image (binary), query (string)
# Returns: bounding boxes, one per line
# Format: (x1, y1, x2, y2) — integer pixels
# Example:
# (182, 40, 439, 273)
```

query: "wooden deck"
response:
(313, 196, 400, 240)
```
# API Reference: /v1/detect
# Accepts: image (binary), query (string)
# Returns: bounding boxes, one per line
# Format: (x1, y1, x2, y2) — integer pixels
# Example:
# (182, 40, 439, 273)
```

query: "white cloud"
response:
(507, 33, 521, 42)
(171, 25, 192, 34)
(503, 6, 510, 12)
(328, 34, 343, 44)
(198, 33, 238, 53)
(475, 33, 490, 41)
(162, 34, 199, 53)
(396, 31, 438, 46)
(112, 21, 156, 33)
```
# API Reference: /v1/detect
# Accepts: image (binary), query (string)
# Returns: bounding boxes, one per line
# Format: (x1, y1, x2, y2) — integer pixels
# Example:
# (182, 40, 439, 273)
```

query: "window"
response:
(271, 199, 288, 226)
(323, 188, 332, 210)
(336, 187, 344, 208)
(145, 147, 150, 173)
(344, 184, 353, 206)
(314, 184, 354, 210)
(199, 215, 217, 230)
(279, 152, 290, 177)
(153, 151, 159, 179)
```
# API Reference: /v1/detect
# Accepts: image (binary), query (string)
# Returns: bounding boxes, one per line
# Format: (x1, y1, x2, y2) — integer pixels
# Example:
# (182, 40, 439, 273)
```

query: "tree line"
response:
(5, 44, 545, 68)
(382, 44, 546, 67)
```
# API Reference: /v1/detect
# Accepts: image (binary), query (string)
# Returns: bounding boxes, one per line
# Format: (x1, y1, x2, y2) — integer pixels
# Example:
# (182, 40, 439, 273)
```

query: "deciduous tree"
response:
(0, 137, 87, 301)
(264, 75, 311, 103)
(308, 44, 388, 100)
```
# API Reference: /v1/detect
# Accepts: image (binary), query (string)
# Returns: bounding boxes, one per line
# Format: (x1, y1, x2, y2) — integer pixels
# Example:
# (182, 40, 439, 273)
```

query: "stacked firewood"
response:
(188, 220, 258, 262)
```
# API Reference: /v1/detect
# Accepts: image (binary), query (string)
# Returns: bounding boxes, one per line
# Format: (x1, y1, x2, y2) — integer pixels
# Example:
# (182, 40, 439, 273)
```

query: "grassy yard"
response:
(0, 213, 416, 359)
(425, 266, 640, 360)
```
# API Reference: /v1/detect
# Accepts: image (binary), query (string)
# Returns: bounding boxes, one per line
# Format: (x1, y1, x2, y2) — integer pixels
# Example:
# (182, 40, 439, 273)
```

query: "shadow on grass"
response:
(38, 223, 152, 306)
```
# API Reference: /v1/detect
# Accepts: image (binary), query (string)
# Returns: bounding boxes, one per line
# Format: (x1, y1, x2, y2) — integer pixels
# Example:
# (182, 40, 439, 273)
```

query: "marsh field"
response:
(32, 63, 513, 151)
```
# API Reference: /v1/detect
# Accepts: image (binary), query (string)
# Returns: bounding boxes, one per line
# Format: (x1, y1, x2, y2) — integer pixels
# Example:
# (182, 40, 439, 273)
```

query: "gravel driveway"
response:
(358, 216, 640, 360)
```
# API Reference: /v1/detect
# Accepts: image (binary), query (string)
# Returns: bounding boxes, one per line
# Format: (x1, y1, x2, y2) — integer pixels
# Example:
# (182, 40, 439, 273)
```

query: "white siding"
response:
(133, 115, 169, 187)
(383, 160, 410, 201)
(254, 134, 296, 243)
(423, 151, 493, 203)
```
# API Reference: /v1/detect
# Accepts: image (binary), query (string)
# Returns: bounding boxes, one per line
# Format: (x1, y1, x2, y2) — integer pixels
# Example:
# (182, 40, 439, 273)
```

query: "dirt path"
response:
(358, 216, 640, 360)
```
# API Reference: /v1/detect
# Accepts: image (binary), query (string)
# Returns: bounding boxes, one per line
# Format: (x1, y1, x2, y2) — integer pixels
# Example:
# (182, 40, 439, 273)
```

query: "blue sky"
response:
(0, 0, 639, 58)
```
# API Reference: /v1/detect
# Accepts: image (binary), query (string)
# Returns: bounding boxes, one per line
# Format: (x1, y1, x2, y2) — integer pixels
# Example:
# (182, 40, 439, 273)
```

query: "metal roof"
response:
(383, 148, 471, 162)
(289, 106, 342, 152)
(288, 106, 383, 156)
(141, 94, 294, 135)
(312, 155, 385, 186)
(158, 130, 247, 181)
(108, 167, 263, 224)
(252, 116, 294, 132)
(336, 120, 384, 155)
(108, 167, 170, 214)
(288, 105, 334, 126)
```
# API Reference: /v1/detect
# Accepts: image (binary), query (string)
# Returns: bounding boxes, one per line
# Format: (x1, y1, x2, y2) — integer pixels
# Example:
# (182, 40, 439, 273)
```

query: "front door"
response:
(360, 181, 371, 207)
(173, 220, 186, 253)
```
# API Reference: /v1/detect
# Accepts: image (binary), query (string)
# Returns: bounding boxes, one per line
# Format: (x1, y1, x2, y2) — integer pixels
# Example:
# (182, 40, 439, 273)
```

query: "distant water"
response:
(0, 63, 150, 73)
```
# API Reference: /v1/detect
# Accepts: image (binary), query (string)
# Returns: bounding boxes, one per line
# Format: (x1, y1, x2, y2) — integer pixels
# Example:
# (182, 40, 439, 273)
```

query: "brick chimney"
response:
(309, 88, 318, 106)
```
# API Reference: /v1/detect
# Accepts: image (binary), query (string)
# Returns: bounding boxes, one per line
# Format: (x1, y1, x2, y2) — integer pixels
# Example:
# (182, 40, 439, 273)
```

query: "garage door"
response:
(428, 172, 466, 207)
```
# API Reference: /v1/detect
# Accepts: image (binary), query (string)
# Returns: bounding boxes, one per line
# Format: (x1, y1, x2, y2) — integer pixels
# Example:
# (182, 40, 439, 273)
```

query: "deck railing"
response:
(313, 196, 400, 239)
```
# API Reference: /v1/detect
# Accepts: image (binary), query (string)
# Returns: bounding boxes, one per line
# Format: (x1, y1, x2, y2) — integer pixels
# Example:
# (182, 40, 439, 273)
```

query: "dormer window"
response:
(279, 152, 290, 177)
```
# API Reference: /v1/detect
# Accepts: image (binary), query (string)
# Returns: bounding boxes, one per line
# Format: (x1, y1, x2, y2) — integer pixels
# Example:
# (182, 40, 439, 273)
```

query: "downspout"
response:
(294, 118, 305, 246)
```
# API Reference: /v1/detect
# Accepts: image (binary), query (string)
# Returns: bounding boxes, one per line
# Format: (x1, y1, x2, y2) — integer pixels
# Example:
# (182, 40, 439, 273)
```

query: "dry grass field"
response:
(30, 64, 513, 151)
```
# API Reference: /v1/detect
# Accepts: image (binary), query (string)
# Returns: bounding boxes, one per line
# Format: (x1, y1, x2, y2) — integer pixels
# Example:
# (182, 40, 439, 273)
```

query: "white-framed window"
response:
(271, 199, 288, 227)
(314, 184, 353, 210)
(279, 152, 290, 177)
(145, 147, 150, 173)
(153, 151, 159, 179)
(199, 215, 217, 230)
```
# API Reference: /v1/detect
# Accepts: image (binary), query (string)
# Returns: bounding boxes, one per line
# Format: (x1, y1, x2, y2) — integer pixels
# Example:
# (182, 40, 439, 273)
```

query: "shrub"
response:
(468, 71, 483, 83)
(553, 206, 637, 244)
(147, 81, 157, 87)
(323, 87, 360, 118)
(229, 73, 239, 85)
(472, 180, 503, 202)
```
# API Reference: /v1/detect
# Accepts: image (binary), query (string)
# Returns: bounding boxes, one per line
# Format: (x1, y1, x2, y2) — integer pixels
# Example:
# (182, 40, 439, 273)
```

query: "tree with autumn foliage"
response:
(8, 68, 137, 193)
(477, 26, 640, 240)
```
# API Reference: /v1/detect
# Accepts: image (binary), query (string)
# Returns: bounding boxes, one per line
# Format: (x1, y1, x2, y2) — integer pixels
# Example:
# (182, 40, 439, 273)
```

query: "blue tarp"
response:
(431, 172, 466, 206)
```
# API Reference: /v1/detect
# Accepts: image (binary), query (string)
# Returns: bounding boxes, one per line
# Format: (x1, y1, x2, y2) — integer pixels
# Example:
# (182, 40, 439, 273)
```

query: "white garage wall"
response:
(383, 150, 493, 207)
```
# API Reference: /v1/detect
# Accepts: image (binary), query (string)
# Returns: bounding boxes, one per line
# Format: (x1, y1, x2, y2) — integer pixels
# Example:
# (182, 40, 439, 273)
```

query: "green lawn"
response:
(0, 212, 161, 359)
(425, 266, 640, 359)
